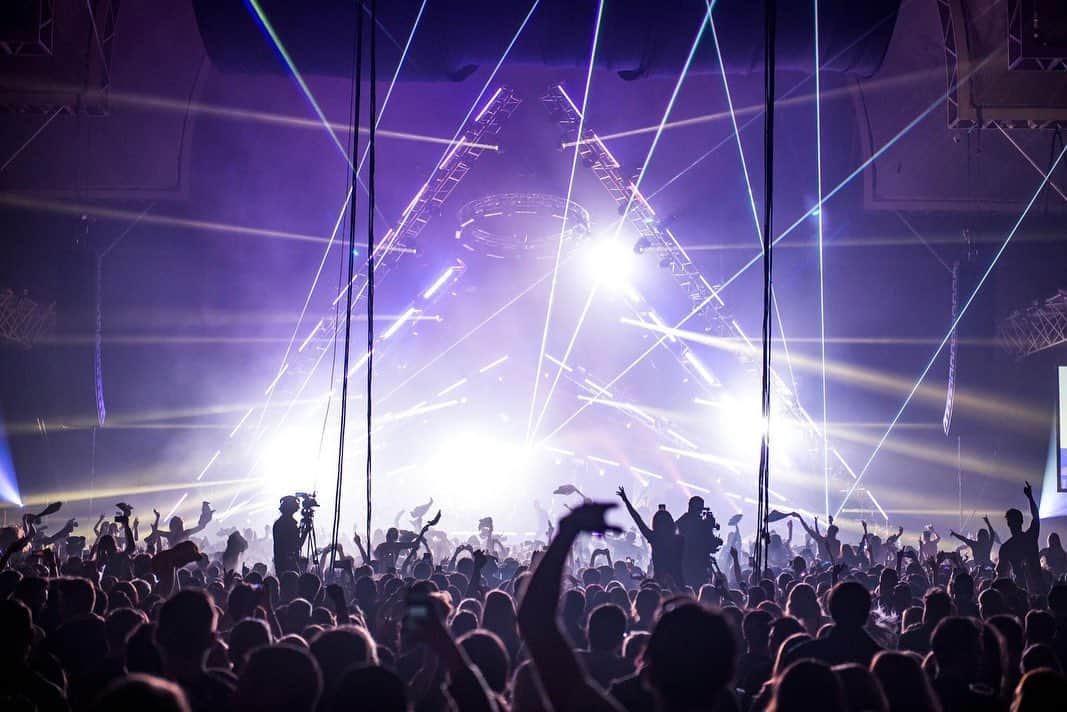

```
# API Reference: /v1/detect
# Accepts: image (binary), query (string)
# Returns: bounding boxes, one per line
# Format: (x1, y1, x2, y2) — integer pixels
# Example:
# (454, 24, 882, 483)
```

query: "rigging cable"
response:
(755, 0, 777, 576)
(330, 3, 366, 569)
(365, 0, 378, 554)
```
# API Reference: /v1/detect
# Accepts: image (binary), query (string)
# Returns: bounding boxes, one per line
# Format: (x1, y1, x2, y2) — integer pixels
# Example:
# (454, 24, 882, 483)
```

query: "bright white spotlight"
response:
(423, 432, 532, 511)
(584, 238, 635, 291)
(258, 427, 329, 497)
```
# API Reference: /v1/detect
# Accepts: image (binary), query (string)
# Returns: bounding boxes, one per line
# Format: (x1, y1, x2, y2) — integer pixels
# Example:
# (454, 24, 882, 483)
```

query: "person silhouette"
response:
(617, 487, 684, 587)
(781, 581, 882, 668)
(998, 482, 1043, 592)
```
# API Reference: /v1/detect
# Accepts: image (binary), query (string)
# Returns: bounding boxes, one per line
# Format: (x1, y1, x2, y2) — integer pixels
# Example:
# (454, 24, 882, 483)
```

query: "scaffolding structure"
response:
(999, 289, 1067, 358)
(193, 87, 522, 489)
(0, 289, 55, 347)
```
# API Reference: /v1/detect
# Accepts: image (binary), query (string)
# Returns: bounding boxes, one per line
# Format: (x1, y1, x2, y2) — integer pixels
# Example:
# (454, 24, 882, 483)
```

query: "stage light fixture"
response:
(633, 237, 651, 254)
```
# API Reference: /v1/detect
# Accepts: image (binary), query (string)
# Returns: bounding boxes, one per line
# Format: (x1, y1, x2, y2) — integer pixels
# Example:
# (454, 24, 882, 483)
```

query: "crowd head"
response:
(0, 480, 1064, 712)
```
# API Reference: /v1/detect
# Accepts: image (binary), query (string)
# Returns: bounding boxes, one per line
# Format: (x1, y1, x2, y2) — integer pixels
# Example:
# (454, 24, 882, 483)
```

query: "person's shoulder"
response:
(27, 667, 68, 703)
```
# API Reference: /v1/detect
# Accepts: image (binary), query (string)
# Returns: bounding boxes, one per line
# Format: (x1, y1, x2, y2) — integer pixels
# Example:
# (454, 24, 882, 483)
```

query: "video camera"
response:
(700, 508, 724, 555)
(114, 502, 133, 524)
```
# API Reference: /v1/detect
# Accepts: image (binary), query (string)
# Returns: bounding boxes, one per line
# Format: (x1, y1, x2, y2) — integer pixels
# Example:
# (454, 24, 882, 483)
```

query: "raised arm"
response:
(352, 533, 370, 566)
(181, 502, 215, 539)
(41, 518, 77, 546)
(616, 487, 653, 542)
(517, 503, 621, 711)
(885, 526, 904, 547)
(983, 516, 1000, 545)
(1024, 481, 1040, 537)
(950, 530, 976, 547)
(791, 512, 819, 541)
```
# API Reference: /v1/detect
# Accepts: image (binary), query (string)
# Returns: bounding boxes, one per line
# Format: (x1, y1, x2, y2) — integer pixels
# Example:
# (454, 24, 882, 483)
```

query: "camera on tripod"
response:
(295, 492, 318, 526)
(700, 508, 724, 554)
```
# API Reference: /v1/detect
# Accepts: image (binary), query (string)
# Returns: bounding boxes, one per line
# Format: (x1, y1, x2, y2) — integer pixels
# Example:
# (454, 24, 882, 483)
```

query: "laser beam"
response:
(526, 0, 605, 442)
(835, 139, 1067, 517)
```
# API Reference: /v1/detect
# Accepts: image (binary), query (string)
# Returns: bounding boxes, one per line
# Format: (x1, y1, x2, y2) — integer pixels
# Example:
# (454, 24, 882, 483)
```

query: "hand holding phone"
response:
(404, 590, 434, 636)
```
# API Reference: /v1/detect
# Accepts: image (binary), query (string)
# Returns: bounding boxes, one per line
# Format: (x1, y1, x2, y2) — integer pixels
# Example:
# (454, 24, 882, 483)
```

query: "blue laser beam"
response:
(526, 0, 605, 441)
(532, 284, 600, 438)
(835, 140, 1067, 518)
(814, 0, 830, 518)
(611, 2, 714, 242)
(708, 10, 762, 248)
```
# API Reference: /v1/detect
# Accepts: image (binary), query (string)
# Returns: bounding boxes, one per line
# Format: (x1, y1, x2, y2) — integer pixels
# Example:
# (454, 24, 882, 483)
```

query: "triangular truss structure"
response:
(0, 289, 55, 348)
(999, 289, 1067, 358)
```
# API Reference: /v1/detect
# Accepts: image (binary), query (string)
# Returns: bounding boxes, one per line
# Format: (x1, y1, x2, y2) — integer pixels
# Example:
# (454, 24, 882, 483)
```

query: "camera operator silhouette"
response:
(273, 495, 310, 575)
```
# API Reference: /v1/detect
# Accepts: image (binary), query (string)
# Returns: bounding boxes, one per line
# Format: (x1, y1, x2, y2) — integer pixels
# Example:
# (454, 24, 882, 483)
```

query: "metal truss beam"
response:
(0, 289, 55, 347)
(999, 289, 1067, 358)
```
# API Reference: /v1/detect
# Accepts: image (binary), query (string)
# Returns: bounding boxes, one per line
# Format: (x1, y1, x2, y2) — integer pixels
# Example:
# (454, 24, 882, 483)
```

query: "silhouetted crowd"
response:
(2, 479, 1067, 712)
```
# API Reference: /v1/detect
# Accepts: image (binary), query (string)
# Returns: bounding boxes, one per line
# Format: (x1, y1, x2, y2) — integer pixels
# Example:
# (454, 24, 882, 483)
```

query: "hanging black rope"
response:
(755, 0, 777, 577)
(330, 3, 366, 570)
(365, 0, 378, 553)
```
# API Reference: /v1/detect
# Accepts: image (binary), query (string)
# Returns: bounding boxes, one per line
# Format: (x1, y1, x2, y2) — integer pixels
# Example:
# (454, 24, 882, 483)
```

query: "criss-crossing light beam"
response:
(835, 140, 1067, 518)
(694, 51, 999, 307)
(646, 0, 914, 201)
(0, 193, 330, 245)
(770, 290, 798, 396)
(533, 2, 711, 440)
(353, 0, 428, 181)
(531, 284, 600, 438)
(610, 3, 713, 242)
(708, 10, 763, 249)
(526, 0, 606, 442)
(379, 265, 558, 405)
(997, 125, 1067, 203)
(222, 0, 542, 509)
(814, 0, 830, 518)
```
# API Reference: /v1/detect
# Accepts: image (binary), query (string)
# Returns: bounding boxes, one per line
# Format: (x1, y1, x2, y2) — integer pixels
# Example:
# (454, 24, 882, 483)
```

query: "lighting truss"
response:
(0, 289, 55, 347)
(998, 289, 1067, 358)
(280, 87, 520, 392)
(200, 87, 521, 486)
(1008, 0, 1067, 72)
(0, 0, 54, 56)
(543, 85, 888, 521)
(0, 0, 116, 115)
(938, 0, 1067, 129)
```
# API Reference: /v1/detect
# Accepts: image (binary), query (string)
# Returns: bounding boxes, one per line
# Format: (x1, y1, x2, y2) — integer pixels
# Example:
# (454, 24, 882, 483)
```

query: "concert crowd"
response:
(2, 481, 1066, 712)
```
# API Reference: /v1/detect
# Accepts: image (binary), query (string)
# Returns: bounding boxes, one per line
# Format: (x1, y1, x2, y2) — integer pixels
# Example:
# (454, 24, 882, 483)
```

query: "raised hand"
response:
(861, 520, 868, 532)
(472, 549, 487, 570)
(561, 502, 621, 536)
(615, 486, 628, 502)
(1024, 481, 1033, 499)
